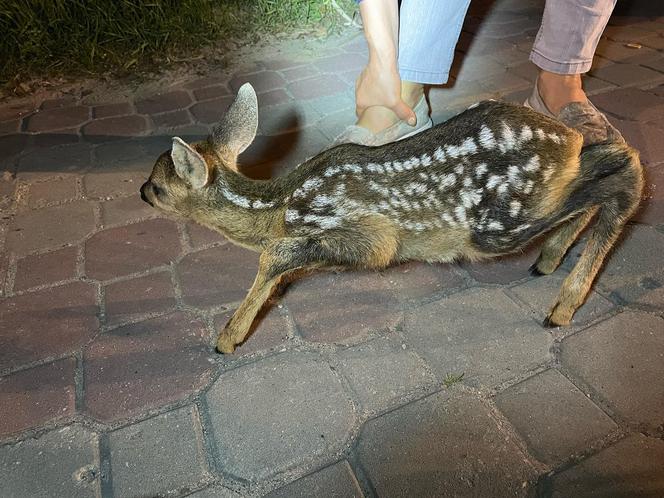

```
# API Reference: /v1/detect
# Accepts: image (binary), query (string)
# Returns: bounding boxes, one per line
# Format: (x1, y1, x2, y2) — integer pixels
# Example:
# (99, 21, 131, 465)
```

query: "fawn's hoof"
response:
(216, 335, 236, 354)
(529, 262, 545, 277)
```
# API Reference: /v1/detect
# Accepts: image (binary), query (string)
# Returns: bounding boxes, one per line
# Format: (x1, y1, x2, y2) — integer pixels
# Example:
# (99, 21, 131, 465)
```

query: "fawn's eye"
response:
(152, 184, 164, 197)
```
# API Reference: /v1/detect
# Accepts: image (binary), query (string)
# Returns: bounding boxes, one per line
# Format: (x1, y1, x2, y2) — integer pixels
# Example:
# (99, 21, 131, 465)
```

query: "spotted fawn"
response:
(141, 83, 643, 353)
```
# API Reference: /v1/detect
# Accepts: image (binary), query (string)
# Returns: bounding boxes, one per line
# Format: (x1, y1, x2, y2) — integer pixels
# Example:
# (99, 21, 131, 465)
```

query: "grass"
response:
(442, 372, 465, 388)
(0, 0, 356, 88)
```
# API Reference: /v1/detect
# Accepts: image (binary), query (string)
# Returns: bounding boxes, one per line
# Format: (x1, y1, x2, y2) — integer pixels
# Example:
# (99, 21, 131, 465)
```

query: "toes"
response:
(529, 262, 545, 276)
(216, 335, 236, 354)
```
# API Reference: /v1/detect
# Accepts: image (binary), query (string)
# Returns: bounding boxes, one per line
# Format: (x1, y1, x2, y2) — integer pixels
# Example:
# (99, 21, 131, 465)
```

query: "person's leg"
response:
(530, 0, 617, 114)
(357, 0, 471, 133)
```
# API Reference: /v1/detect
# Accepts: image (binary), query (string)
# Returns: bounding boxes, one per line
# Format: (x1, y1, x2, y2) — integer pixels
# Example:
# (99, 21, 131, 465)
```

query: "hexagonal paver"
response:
(108, 406, 208, 498)
(85, 218, 182, 280)
(380, 261, 465, 301)
(510, 273, 614, 331)
(462, 243, 540, 284)
(549, 434, 664, 497)
(13, 246, 77, 291)
(135, 90, 192, 115)
(213, 305, 290, 356)
(100, 194, 157, 227)
(265, 461, 364, 498)
(357, 392, 538, 497)
(103, 271, 176, 326)
(26, 176, 78, 208)
(186, 485, 243, 498)
(25, 106, 90, 133)
(83, 312, 214, 422)
(495, 369, 617, 465)
(0, 425, 101, 498)
(6, 201, 96, 254)
(403, 288, 553, 387)
(0, 282, 99, 371)
(560, 311, 664, 431)
(593, 87, 664, 121)
(287, 75, 348, 100)
(81, 115, 148, 141)
(336, 337, 436, 414)
(17, 143, 92, 177)
(229, 71, 286, 94)
(177, 245, 259, 308)
(205, 351, 356, 482)
(82, 171, 147, 199)
(0, 358, 76, 437)
(283, 271, 401, 345)
(186, 222, 227, 249)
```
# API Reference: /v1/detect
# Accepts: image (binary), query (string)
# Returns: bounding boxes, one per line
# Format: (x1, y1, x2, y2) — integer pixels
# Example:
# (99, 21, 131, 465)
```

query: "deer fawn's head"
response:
(140, 83, 259, 216)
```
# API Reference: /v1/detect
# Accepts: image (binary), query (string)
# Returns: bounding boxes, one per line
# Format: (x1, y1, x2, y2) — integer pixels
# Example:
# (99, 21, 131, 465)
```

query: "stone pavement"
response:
(1, 0, 664, 496)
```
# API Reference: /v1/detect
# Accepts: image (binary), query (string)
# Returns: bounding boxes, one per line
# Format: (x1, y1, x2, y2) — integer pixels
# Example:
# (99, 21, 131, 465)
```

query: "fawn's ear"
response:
(171, 137, 209, 189)
(211, 83, 258, 159)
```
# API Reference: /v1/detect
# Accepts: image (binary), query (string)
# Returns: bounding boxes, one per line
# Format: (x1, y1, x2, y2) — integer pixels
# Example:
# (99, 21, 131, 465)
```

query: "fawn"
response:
(141, 83, 643, 353)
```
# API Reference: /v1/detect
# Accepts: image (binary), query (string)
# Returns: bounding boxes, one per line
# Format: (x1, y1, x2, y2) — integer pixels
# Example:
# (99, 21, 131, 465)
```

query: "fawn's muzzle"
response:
(139, 182, 153, 206)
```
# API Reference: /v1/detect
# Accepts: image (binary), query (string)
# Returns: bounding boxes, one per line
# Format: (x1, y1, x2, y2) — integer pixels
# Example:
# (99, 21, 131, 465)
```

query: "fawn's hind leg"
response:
(217, 220, 399, 353)
(531, 207, 598, 276)
(545, 200, 634, 327)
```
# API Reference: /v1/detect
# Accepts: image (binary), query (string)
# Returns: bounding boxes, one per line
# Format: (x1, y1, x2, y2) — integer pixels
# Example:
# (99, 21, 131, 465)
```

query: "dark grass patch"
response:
(0, 0, 356, 87)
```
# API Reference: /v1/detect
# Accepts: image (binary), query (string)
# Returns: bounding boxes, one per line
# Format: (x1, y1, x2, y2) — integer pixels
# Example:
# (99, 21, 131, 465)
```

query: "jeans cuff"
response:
(529, 50, 592, 75)
(398, 67, 450, 85)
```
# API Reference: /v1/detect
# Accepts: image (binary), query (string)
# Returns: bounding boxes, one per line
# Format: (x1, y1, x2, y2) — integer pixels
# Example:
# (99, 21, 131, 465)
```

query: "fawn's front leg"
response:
(217, 237, 323, 353)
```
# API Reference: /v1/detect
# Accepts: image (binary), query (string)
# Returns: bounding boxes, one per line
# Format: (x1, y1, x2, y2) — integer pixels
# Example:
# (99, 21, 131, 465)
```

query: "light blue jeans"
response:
(396, 0, 617, 84)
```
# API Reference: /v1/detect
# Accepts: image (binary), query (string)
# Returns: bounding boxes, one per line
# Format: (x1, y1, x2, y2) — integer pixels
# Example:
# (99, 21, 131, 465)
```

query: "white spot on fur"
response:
(343, 163, 362, 174)
(487, 220, 503, 230)
(499, 122, 516, 152)
(368, 180, 390, 197)
(324, 166, 341, 177)
(523, 180, 535, 194)
(487, 175, 502, 189)
(542, 166, 554, 182)
(454, 205, 468, 226)
(221, 188, 251, 208)
(434, 147, 446, 162)
(285, 209, 300, 222)
(467, 101, 480, 109)
(519, 125, 533, 142)
(311, 195, 333, 208)
(548, 133, 561, 144)
(512, 223, 531, 232)
(535, 128, 546, 140)
(507, 165, 521, 184)
(463, 177, 473, 187)
(252, 199, 275, 209)
(523, 155, 540, 173)
(420, 153, 432, 167)
(439, 174, 456, 188)
(393, 161, 404, 172)
(366, 163, 384, 174)
(509, 200, 521, 217)
(441, 212, 457, 226)
(461, 189, 482, 208)
(479, 125, 497, 150)
(454, 164, 464, 175)
(475, 163, 488, 177)
(497, 182, 509, 195)
(303, 214, 341, 229)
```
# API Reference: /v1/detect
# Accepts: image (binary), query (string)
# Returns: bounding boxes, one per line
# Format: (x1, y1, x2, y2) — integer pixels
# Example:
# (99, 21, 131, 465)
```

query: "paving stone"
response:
(25, 106, 90, 133)
(463, 243, 540, 285)
(177, 245, 258, 308)
(261, 128, 332, 177)
(186, 221, 227, 249)
(0, 100, 36, 122)
(381, 261, 466, 301)
(205, 351, 356, 481)
(81, 115, 148, 142)
(40, 96, 78, 110)
(596, 224, 664, 298)
(336, 337, 436, 414)
(0, 425, 100, 498)
(603, 24, 653, 42)
(213, 305, 289, 356)
(510, 272, 614, 330)
(306, 91, 354, 118)
(92, 102, 133, 118)
(453, 56, 508, 83)
(0, 118, 20, 134)
(17, 143, 92, 176)
(150, 109, 192, 129)
(230, 71, 286, 94)
(26, 175, 78, 208)
(104, 271, 176, 326)
(262, 58, 305, 71)
(0, 358, 76, 437)
(560, 312, 664, 430)
(316, 107, 356, 142)
(595, 38, 659, 63)
(235, 134, 289, 172)
(0, 281, 98, 370)
(582, 75, 617, 95)
(193, 84, 231, 102)
(265, 461, 364, 498)
(83, 312, 213, 422)
(606, 118, 664, 166)
(85, 218, 182, 280)
(184, 74, 230, 90)
(190, 96, 234, 124)
(287, 74, 348, 100)
(257, 101, 320, 136)
(403, 288, 553, 387)
(280, 65, 320, 83)
(187, 485, 243, 498)
(593, 87, 664, 122)
(589, 62, 664, 87)
(14, 245, 77, 291)
(92, 138, 161, 173)
(135, 90, 192, 114)
(6, 200, 95, 254)
(100, 194, 157, 227)
(640, 34, 664, 50)
(314, 53, 367, 74)
(642, 56, 664, 73)
(283, 271, 401, 345)
(33, 129, 81, 148)
(495, 369, 617, 465)
(83, 170, 146, 199)
(108, 406, 208, 498)
(0, 133, 29, 161)
(256, 88, 292, 107)
(549, 434, 664, 497)
(357, 392, 537, 497)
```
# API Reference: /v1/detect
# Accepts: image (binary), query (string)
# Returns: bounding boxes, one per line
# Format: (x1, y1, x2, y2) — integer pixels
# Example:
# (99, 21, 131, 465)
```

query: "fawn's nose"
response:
(140, 182, 153, 206)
